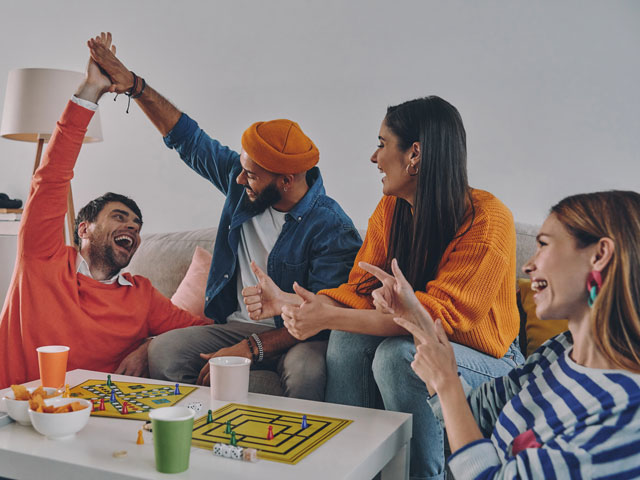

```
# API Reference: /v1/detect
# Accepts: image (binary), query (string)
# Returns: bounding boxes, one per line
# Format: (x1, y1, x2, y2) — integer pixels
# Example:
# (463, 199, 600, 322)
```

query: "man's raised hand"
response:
(87, 32, 134, 94)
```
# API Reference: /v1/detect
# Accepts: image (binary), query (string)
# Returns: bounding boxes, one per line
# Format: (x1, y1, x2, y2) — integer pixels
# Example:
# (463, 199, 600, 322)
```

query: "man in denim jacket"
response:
(89, 33, 361, 399)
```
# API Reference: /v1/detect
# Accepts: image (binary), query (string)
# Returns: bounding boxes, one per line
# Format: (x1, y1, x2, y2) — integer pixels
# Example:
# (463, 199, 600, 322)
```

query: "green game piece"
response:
(230, 431, 237, 446)
(225, 420, 232, 434)
(207, 409, 213, 424)
(107, 374, 112, 387)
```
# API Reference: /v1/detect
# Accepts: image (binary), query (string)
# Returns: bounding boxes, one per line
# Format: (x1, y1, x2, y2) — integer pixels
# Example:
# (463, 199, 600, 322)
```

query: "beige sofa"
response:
(126, 222, 539, 395)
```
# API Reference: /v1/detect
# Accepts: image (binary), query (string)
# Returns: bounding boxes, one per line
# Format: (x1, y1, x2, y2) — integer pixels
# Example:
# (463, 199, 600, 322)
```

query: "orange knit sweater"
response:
(0, 101, 205, 389)
(320, 190, 520, 358)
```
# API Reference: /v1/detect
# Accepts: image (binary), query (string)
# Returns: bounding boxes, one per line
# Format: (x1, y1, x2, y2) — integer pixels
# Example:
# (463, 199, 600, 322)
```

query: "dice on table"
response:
(230, 446, 243, 460)
(187, 401, 203, 415)
(213, 443, 224, 457)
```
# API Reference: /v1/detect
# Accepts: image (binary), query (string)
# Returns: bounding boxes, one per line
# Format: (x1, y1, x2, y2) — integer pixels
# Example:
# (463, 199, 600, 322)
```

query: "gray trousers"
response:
(148, 321, 328, 401)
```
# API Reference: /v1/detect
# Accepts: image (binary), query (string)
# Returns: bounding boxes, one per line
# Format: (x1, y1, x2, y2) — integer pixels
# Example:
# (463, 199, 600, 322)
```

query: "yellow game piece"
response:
(136, 429, 144, 445)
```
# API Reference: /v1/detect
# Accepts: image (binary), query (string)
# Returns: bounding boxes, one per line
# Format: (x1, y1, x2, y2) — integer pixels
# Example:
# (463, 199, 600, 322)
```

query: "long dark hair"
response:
(357, 96, 474, 294)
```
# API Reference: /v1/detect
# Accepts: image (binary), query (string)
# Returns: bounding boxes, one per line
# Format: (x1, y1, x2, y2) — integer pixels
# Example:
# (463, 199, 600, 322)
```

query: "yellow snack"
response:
(10, 384, 29, 401)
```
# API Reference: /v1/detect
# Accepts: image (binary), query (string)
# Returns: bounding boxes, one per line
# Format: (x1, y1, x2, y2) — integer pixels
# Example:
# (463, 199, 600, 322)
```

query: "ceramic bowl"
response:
(2, 387, 62, 425)
(28, 398, 92, 439)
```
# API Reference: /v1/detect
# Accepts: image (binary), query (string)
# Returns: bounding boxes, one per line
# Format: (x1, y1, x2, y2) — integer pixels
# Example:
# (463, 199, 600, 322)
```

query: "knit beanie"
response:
(241, 119, 319, 174)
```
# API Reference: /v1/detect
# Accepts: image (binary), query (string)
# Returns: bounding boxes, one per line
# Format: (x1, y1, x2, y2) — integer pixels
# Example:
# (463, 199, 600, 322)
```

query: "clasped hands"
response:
(359, 259, 459, 395)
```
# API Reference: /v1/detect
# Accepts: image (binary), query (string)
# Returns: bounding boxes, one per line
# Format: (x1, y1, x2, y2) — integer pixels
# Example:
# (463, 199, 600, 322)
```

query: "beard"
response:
(242, 182, 282, 215)
(86, 237, 133, 279)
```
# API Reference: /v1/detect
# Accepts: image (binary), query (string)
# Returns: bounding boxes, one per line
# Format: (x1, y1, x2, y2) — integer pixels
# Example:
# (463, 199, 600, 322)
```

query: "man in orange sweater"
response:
(0, 40, 206, 389)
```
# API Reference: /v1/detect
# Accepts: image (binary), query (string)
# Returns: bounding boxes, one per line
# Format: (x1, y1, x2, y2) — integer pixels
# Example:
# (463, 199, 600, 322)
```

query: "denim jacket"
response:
(164, 114, 362, 328)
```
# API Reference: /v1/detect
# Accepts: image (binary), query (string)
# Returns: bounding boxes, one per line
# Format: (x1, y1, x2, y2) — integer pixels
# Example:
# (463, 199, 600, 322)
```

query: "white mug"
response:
(209, 356, 251, 402)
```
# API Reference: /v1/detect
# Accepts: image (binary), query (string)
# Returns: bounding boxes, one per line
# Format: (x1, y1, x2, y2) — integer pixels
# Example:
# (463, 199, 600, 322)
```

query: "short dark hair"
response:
(74, 192, 143, 246)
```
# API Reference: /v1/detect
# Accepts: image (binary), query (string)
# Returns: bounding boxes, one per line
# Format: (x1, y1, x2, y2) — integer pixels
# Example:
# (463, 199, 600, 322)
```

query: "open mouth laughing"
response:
(113, 233, 135, 253)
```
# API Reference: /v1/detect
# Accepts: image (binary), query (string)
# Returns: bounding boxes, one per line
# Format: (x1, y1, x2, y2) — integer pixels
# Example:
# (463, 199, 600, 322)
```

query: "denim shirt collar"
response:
(284, 167, 325, 222)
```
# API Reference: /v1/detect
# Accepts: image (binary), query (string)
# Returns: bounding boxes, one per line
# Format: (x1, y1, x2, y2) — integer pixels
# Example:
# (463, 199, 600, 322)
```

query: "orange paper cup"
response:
(36, 345, 70, 388)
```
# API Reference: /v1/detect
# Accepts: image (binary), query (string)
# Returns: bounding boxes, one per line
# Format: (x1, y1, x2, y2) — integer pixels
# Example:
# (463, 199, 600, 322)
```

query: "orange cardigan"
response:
(320, 190, 519, 358)
(0, 101, 205, 389)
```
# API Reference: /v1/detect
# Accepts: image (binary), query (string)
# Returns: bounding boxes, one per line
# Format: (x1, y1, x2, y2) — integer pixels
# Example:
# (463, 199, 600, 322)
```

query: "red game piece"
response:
(99, 398, 105, 411)
(122, 401, 129, 415)
(267, 425, 274, 440)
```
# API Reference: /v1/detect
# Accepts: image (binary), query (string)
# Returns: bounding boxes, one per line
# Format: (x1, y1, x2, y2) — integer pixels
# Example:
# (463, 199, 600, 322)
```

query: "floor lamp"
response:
(0, 68, 103, 246)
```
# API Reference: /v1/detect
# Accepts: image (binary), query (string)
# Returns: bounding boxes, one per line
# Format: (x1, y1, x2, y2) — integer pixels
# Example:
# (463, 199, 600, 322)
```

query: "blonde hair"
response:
(551, 191, 640, 372)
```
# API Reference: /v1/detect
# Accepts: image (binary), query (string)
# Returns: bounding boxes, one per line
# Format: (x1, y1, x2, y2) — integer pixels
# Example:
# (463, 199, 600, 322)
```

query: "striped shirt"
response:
(431, 332, 640, 479)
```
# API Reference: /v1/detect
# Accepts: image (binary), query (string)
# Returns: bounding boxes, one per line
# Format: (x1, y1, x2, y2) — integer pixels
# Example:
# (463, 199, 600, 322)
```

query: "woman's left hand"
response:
(394, 316, 458, 395)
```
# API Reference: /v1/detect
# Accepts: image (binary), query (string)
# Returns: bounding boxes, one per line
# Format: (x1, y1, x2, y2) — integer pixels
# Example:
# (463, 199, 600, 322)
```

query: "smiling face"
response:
(523, 214, 595, 322)
(80, 201, 142, 276)
(236, 150, 282, 212)
(370, 120, 418, 204)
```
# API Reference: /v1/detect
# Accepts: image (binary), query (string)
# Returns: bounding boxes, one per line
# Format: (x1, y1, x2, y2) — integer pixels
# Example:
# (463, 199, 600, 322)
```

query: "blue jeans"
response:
(325, 332, 524, 480)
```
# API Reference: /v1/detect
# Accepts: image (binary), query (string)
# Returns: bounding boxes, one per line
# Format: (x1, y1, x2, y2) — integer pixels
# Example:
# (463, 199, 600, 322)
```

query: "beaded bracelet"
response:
(251, 333, 264, 363)
(245, 337, 258, 364)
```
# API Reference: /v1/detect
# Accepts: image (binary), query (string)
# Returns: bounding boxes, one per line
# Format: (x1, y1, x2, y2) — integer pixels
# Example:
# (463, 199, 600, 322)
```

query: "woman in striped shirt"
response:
(382, 190, 640, 478)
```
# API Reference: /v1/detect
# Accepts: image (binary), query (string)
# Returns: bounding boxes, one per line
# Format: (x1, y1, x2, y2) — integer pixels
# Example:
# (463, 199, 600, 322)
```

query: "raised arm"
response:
(87, 32, 180, 136)
(19, 38, 114, 258)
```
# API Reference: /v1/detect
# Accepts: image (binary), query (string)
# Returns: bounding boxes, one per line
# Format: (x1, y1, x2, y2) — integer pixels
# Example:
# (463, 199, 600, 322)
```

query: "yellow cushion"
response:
(518, 278, 569, 357)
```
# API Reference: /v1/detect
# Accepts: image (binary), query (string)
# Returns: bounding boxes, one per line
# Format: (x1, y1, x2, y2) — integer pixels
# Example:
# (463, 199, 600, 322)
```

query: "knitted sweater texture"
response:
(0, 101, 205, 389)
(320, 190, 519, 358)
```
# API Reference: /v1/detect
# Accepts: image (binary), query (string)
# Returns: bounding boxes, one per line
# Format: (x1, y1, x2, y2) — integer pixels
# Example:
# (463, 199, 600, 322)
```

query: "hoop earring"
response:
(586, 270, 602, 307)
(406, 163, 419, 177)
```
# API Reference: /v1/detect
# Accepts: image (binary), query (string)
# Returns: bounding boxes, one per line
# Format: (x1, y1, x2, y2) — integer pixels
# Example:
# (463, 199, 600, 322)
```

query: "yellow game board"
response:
(69, 379, 196, 421)
(192, 403, 352, 465)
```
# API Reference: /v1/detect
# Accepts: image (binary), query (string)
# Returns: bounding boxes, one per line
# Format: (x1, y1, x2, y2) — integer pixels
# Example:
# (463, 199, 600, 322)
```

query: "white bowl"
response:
(28, 398, 92, 439)
(2, 387, 62, 426)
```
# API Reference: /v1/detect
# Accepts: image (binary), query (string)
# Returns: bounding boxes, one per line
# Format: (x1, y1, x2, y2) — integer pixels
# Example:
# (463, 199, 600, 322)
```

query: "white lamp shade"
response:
(0, 68, 102, 143)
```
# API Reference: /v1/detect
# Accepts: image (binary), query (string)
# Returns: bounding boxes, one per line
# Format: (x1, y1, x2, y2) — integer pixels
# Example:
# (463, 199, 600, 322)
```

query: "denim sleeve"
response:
(306, 223, 362, 293)
(163, 113, 240, 194)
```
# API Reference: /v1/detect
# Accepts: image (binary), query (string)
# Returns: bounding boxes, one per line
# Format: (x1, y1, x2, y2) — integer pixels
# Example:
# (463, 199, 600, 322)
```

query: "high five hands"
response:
(87, 32, 134, 94)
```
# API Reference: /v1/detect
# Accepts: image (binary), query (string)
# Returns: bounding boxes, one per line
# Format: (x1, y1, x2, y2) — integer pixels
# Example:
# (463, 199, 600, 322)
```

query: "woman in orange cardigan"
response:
(243, 96, 523, 480)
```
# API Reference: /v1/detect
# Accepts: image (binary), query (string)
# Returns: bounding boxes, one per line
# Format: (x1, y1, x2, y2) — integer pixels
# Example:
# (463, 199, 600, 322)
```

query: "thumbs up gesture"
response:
(281, 282, 328, 340)
(242, 261, 287, 320)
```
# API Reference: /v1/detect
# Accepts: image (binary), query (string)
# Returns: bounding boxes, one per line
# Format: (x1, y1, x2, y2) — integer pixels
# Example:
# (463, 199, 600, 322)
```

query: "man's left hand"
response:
(196, 341, 252, 386)
(114, 339, 151, 377)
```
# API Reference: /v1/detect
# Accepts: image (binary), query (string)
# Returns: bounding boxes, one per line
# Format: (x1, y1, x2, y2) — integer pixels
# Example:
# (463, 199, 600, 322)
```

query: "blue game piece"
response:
(174, 383, 181, 395)
(110, 388, 116, 403)
(301, 414, 308, 429)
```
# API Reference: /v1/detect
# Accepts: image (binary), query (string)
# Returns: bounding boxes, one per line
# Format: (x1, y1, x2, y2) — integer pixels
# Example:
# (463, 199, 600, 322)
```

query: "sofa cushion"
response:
(170, 246, 213, 320)
(125, 228, 218, 298)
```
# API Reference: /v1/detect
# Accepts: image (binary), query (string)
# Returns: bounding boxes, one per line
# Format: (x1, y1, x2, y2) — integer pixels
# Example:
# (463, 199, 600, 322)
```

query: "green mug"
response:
(149, 406, 195, 473)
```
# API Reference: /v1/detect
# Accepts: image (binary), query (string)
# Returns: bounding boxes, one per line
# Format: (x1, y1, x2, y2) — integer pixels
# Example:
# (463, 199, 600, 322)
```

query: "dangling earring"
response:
(406, 163, 419, 177)
(586, 270, 602, 307)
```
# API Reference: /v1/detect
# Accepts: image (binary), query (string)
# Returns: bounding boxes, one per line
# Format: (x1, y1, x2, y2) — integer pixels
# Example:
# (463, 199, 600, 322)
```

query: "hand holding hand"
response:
(281, 283, 327, 340)
(87, 32, 134, 94)
(114, 339, 150, 377)
(394, 317, 458, 395)
(196, 341, 252, 386)
(242, 262, 286, 320)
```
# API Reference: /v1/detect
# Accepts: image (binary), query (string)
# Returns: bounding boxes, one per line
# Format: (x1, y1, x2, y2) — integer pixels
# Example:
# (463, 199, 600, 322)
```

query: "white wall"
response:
(0, 0, 638, 233)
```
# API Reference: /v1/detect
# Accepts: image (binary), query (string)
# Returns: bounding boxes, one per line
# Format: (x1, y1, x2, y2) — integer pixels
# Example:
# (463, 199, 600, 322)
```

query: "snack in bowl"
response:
(3, 385, 62, 425)
(28, 398, 92, 439)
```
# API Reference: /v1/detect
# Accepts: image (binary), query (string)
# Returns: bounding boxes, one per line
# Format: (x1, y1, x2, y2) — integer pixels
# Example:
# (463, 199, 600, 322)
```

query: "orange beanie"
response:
(241, 119, 319, 174)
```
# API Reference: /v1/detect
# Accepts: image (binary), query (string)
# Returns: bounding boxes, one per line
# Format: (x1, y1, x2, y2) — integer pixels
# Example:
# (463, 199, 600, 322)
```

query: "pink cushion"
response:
(170, 246, 212, 322)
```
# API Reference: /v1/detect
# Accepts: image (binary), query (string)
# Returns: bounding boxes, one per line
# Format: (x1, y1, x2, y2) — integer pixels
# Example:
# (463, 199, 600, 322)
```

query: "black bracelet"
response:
(131, 77, 146, 99)
(245, 337, 258, 363)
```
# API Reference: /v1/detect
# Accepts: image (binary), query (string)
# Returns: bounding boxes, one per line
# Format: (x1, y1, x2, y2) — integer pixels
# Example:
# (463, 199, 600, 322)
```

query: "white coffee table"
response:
(0, 369, 411, 480)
